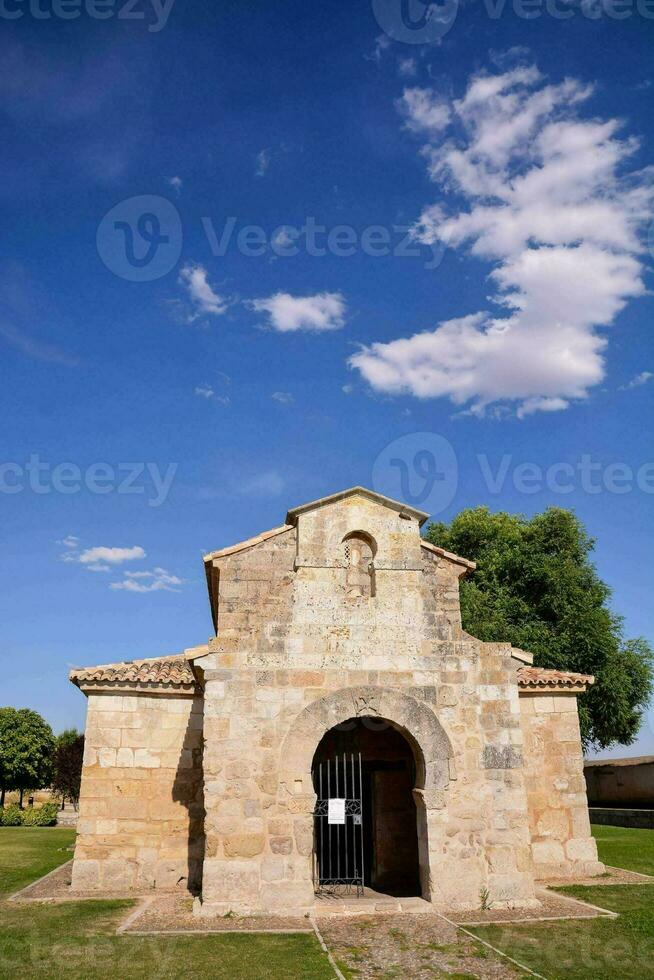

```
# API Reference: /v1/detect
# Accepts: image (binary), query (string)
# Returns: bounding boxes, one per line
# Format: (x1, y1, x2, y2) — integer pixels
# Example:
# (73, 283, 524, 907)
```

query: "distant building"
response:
(584, 757, 654, 808)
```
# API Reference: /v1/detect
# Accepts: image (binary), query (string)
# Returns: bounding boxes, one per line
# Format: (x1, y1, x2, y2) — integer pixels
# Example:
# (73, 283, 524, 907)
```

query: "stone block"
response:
(532, 840, 565, 865)
(566, 837, 599, 862)
(223, 834, 265, 858)
(536, 809, 570, 840)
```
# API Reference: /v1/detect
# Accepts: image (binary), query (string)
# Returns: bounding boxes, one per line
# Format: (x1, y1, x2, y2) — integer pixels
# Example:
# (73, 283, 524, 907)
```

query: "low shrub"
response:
(0, 801, 59, 827)
(32, 802, 59, 826)
(1, 805, 23, 826)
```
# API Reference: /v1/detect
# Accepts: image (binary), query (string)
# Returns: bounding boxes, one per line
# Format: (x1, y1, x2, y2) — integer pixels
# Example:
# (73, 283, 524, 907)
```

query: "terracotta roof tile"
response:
(70, 654, 197, 691)
(517, 665, 594, 690)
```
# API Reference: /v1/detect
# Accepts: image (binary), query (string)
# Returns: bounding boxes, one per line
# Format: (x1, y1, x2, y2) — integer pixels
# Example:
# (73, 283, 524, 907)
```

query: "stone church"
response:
(70, 487, 603, 914)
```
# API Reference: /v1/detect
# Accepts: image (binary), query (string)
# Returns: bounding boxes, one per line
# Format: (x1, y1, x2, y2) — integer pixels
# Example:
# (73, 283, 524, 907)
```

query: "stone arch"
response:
(279, 686, 454, 903)
(279, 686, 454, 808)
(342, 532, 377, 598)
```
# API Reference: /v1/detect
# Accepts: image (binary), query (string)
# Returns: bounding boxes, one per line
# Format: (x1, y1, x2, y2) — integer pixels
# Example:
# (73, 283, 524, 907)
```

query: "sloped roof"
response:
(70, 654, 198, 694)
(204, 523, 292, 563)
(420, 538, 476, 571)
(70, 655, 593, 696)
(285, 486, 430, 526)
(517, 666, 594, 691)
(584, 755, 654, 768)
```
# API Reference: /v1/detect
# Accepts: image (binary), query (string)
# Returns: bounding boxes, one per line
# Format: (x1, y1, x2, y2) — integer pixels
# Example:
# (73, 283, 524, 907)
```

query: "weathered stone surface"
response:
(71, 487, 600, 914)
(520, 693, 604, 879)
(483, 745, 523, 770)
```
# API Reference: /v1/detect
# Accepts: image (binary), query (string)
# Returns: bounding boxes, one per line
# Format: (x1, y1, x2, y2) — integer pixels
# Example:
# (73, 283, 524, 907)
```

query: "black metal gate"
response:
(313, 751, 364, 896)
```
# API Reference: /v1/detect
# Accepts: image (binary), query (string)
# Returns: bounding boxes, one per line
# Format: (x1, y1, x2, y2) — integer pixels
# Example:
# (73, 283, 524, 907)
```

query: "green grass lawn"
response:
(0, 827, 75, 898)
(592, 824, 654, 876)
(0, 829, 334, 980)
(471, 824, 654, 979)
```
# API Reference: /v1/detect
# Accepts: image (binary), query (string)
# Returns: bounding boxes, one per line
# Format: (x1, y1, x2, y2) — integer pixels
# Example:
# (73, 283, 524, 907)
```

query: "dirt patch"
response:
(542, 865, 654, 887)
(454, 887, 614, 926)
(11, 861, 148, 903)
(123, 893, 312, 934)
(317, 912, 520, 979)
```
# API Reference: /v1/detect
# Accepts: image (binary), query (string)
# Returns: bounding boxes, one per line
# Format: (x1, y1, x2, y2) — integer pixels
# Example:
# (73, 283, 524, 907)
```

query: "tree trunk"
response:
(0, 786, 5, 807)
(19, 788, 24, 809)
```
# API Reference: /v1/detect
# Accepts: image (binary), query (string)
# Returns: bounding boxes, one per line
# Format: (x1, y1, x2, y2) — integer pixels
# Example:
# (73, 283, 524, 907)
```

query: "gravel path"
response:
(317, 912, 521, 979)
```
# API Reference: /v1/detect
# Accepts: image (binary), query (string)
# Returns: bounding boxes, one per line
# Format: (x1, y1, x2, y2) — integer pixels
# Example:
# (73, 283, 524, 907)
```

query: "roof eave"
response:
(285, 486, 430, 527)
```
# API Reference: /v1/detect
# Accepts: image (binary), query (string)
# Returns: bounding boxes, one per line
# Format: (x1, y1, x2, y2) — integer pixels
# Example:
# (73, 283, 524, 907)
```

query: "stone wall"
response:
(72, 692, 204, 892)
(198, 492, 539, 915)
(519, 692, 604, 879)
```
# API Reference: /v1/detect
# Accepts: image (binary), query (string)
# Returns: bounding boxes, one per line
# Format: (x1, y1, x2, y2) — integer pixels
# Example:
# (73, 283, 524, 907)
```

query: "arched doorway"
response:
(312, 716, 421, 897)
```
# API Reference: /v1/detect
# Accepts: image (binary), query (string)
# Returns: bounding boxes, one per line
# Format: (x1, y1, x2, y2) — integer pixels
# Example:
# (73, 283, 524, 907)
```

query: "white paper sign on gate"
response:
(328, 798, 346, 825)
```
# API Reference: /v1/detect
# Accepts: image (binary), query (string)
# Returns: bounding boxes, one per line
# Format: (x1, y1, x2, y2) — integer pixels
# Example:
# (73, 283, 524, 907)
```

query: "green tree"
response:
(0, 708, 55, 807)
(426, 506, 653, 750)
(51, 729, 84, 809)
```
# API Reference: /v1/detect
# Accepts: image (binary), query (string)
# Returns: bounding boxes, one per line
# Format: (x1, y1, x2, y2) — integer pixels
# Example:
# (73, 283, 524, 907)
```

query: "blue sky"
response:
(1, 0, 652, 759)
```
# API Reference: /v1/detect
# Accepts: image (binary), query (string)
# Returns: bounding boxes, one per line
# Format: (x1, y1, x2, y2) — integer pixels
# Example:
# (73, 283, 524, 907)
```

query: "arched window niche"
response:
(342, 531, 376, 599)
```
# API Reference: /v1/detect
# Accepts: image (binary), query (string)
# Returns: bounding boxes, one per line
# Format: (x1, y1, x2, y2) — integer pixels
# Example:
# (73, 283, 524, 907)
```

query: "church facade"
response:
(70, 487, 603, 915)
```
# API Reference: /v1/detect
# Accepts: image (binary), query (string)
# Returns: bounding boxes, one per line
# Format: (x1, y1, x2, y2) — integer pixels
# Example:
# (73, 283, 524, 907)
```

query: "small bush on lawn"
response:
(1, 802, 59, 827)
(1, 805, 23, 826)
(23, 803, 59, 827)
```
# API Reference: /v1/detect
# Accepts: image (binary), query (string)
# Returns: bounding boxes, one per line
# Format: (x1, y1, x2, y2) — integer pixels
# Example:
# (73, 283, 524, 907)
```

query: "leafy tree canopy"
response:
(0, 707, 55, 803)
(426, 506, 653, 750)
(52, 729, 84, 806)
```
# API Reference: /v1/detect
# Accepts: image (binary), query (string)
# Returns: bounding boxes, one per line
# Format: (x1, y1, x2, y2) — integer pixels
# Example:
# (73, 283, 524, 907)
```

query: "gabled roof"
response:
(517, 666, 594, 691)
(203, 523, 292, 563)
(285, 486, 430, 527)
(70, 654, 198, 695)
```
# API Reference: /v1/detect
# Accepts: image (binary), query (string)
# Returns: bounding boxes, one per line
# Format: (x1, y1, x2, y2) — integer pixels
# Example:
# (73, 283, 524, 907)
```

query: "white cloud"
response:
(249, 291, 346, 333)
(619, 370, 653, 390)
(59, 535, 79, 549)
(271, 391, 294, 404)
(110, 567, 182, 594)
(397, 87, 450, 136)
(194, 383, 230, 404)
(179, 264, 228, 319)
(351, 64, 654, 417)
(78, 546, 146, 565)
(271, 226, 299, 250)
(365, 33, 391, 65)
(398, 57, 417, 78)
(255, 148, 270, 177)
(166, 175, 182, 195)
